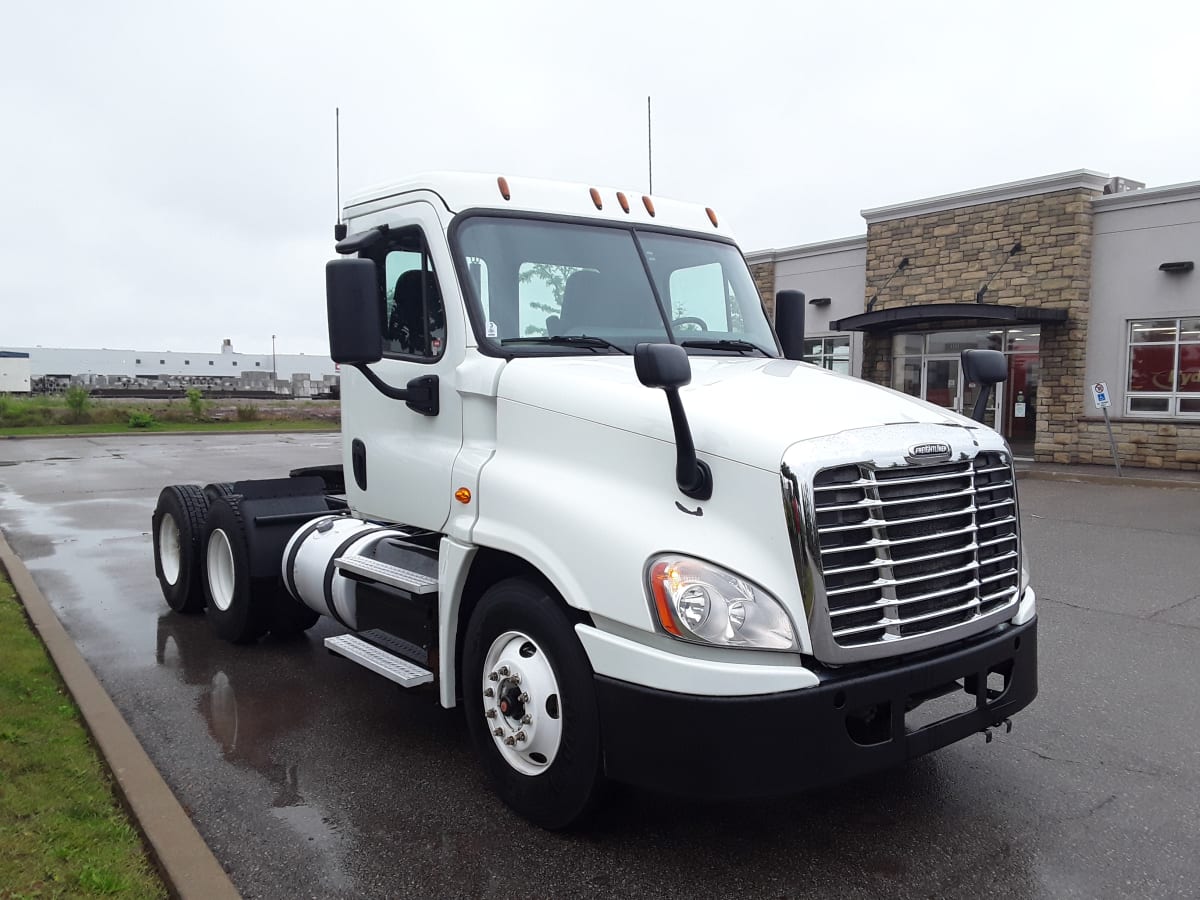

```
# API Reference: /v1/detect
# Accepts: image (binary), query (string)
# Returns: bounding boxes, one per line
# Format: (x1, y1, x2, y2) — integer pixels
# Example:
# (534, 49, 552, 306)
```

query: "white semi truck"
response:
(151, 173, 1037, 829)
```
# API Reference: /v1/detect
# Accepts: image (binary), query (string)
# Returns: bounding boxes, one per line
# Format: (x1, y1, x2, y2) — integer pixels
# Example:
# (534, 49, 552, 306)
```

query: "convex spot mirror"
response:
(326, 258, 383, 365)
(635, 342, 691, 389)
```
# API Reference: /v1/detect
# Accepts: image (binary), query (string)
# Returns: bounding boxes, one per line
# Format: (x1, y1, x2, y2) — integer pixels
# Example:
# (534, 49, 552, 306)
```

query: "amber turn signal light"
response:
(455, 488, 472, 504)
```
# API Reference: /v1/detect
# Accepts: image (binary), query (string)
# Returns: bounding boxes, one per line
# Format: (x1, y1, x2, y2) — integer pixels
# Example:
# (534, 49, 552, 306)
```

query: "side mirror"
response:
(326, 258, 383, 365)
(960, 349, 1008, 424)
(634, 343, 712, 501)
(775, 290, 806, 361)
(634, 342, 691, 389)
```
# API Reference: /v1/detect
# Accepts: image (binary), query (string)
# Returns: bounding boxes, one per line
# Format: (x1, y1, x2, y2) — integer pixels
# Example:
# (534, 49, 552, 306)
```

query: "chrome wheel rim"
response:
(481, 630, 562, 775)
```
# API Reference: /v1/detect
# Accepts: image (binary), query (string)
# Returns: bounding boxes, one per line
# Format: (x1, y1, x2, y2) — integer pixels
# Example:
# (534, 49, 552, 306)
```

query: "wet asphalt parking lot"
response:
(1, 433, 1198, 899)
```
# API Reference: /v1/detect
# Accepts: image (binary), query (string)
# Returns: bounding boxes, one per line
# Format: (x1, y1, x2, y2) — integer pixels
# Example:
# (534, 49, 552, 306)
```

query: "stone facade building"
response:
(747, 170, 1200, 470)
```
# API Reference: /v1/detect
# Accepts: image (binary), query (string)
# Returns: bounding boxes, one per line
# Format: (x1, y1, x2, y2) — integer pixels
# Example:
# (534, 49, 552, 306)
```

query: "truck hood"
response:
(496, 355, 981, 472)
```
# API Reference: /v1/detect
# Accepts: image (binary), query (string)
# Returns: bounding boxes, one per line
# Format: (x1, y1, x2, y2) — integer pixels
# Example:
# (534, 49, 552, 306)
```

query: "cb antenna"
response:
(647, 95, 653, 194)
(334, 107, 347, 241)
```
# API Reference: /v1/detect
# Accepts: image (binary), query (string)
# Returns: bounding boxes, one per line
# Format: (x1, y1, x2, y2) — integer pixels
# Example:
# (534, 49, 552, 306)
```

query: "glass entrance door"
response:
(924, 356, 1000, 427)
(924, 358, 961, 413)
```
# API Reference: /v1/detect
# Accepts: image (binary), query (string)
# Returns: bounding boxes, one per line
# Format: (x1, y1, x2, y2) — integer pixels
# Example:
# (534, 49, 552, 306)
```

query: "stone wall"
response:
(749, 260, 776, 320)
(1069, 418, 1200, 470)
(861, 187, 1102, 463)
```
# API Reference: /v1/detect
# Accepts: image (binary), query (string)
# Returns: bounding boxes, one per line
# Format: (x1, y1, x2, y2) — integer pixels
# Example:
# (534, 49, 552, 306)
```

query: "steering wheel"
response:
(672, 316, 708, 332)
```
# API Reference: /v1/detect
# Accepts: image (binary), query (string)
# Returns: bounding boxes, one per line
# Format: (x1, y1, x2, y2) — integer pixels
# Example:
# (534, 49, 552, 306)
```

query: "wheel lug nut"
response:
(488, 672, 499, 682)
(518, 693, 529, 704)
(492, 727, 503, 737)
(521, 714, 532, 725)
(498, 666, 510, 677)
(511, 674, 521, 685)
(503, 735, 516, 746)
(515, 730, 527, 742)
(486, 709, 497, 719)
(484, 688, 494, 698)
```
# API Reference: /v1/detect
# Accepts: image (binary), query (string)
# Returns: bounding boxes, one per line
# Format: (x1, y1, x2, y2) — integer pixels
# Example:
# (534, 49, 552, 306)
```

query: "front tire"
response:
(462, 577, 604, 829)
(202, 496, 271, 644)
(152, 484, 209, 613)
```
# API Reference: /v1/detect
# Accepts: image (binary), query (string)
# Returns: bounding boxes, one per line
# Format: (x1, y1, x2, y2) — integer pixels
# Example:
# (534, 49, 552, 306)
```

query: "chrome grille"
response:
(812, 452, 1019, 648)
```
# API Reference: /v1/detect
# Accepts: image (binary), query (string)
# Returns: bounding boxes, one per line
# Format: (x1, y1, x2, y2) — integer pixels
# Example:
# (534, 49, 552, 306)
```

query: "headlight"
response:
(647, 555, 797, 651)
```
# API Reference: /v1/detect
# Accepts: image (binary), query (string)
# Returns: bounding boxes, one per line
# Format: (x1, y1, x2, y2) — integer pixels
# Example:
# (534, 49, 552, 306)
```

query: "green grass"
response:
(1, 420, 334, 437)
(0, 574, 166, 898)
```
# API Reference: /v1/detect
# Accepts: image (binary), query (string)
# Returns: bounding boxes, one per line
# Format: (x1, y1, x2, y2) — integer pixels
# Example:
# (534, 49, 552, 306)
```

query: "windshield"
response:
(453, 216, 780, 356)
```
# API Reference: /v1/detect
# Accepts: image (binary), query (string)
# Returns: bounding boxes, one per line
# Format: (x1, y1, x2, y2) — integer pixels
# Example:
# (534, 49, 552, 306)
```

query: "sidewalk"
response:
(1016, 459, 1200, 490)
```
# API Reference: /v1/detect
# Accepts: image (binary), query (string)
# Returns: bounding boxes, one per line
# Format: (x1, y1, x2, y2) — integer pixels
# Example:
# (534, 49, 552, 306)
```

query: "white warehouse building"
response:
(3, 340, 340, 396)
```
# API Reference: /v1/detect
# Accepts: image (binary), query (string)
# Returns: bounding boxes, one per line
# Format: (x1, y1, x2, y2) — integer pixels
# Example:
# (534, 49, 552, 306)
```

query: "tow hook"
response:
(982, 718, 1014, 743)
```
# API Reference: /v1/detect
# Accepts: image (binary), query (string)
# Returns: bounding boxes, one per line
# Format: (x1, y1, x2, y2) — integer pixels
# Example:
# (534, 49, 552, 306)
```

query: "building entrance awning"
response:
(831, 303, 1068, 334)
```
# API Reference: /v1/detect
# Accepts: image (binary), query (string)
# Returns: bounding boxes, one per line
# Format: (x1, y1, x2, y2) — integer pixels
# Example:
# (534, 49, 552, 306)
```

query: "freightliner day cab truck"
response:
(151, 173, 1037, 829)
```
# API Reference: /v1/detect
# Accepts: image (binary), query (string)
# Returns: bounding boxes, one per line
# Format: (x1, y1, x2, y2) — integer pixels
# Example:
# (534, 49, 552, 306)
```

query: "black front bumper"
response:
(596, 617, 1037, 799)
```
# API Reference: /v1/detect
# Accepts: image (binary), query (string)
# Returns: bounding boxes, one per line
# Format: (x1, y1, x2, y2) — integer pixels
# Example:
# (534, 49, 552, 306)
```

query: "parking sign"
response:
(1092, 382, 1111, 409)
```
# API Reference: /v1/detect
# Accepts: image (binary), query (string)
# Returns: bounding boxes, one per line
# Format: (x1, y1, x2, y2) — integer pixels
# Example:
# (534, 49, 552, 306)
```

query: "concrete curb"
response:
(1017, 467, 1200, 491)
(0, 532, 240, 900)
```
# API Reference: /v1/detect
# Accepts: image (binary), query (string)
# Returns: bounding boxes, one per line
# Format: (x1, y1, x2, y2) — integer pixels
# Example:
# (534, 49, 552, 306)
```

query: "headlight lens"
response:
(647, 555, 797, 651)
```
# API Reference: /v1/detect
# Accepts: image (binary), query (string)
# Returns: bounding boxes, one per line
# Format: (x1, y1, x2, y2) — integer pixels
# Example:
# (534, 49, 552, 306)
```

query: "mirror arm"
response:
(971, 385, 992, 424)
(353, 365, 439, 416)
(664, 389, 713, 500)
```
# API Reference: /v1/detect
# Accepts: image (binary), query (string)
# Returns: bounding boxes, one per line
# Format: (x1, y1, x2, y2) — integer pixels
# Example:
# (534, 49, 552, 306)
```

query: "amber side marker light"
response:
(589, 187, 603, 210)
(648, 561, 682, 636)
(455, 488, 472, 504)
(642, 195, 656, 217)
(497, 176, 511, 201)
(616, 192, 630, 213)
(706, 207, 719, 227)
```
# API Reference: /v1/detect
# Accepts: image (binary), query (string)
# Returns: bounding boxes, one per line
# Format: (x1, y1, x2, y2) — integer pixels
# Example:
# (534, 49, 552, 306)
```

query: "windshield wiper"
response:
(501, 335, 631, 355)
(680, 339, 775, 357)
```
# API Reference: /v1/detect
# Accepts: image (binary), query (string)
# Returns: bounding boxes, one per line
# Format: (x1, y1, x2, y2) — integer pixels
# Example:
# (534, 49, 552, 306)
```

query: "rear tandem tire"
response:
(151, 484, 209, 614)
(202, 495, 271, 644)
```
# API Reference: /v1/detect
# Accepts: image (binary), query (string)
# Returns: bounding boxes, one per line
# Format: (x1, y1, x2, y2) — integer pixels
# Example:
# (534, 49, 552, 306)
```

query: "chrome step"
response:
(324, 634, 433, 688)
(334, 555, 438, 596)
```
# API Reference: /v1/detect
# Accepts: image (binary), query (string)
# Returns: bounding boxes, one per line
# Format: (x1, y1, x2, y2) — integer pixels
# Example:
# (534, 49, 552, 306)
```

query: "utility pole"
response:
(271, 335, 277, 395)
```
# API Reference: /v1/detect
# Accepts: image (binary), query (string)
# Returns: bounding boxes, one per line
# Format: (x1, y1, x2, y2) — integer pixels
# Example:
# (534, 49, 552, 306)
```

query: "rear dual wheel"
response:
(203, 496, 319, 643)
(152, 485, 210, 613)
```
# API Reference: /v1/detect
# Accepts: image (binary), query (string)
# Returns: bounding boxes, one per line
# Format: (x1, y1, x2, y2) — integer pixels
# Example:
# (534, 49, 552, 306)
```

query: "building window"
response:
(184, 360, 190, 365)
(208, 360, 214, 366)
(160, 359, 165, 364)
(232, 361, 238, 367)
(803, 336, 851, 374)
(135, 358, 141, 365)
(256, 362, 261, 367)
(1126, 318, 1200, 417)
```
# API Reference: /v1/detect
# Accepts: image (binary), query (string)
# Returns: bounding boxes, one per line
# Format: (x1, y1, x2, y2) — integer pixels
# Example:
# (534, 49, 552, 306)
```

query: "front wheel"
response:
(462, 578, 604, 829)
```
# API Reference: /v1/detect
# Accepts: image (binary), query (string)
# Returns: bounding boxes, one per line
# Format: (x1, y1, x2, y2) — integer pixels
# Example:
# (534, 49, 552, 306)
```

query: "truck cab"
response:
(152, 173, 1037, 829)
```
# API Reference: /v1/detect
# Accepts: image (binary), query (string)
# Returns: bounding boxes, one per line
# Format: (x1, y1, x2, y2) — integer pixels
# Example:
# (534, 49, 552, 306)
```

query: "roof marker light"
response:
(589, 187, 603, 210)
(617, 192, 630, 213)
(642, 195, 656, 217)
(706, 207, 719, 227)
(497, 177, 511, 201)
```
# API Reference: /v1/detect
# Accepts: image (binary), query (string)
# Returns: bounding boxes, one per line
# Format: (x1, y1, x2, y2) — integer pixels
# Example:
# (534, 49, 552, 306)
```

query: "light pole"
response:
(271, 334, 277, 395)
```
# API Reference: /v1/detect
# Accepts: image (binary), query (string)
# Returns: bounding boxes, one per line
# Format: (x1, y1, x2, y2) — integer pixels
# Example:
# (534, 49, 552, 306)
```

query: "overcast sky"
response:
(3, 1, 1198, 355)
